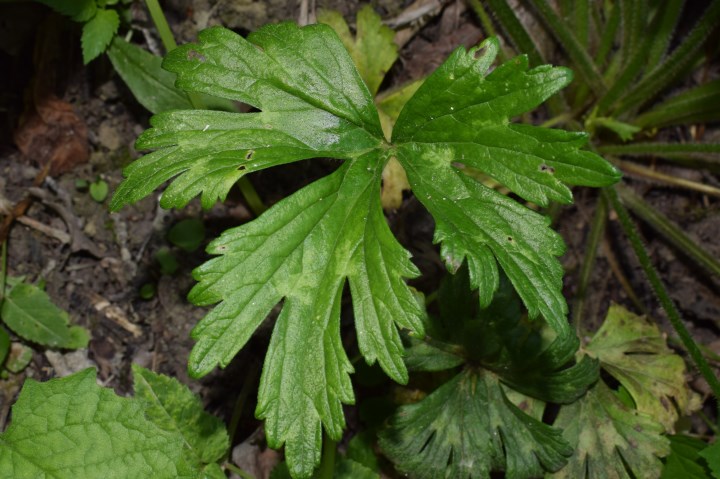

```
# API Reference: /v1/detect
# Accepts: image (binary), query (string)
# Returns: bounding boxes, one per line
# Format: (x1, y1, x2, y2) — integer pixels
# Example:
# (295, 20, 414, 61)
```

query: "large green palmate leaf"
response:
(110, 22, 618, 477)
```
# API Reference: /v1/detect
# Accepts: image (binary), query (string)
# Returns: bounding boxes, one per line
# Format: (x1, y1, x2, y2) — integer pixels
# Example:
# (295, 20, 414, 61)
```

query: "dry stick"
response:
(0, 162, 51, 244)
(604, 185, 720, 422)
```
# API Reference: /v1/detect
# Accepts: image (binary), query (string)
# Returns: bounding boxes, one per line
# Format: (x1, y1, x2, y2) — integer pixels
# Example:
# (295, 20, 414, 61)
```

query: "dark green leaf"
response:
(380, 370, 572, 479)
(662, 435, 712, 479)
(167, 218, 206, 252)
(699, 440, 720, 479)
(81, 9, 119, 64)
(36, 0, 96, 22)
(156, 247, 179, 275)
(550, 381, 670, 479)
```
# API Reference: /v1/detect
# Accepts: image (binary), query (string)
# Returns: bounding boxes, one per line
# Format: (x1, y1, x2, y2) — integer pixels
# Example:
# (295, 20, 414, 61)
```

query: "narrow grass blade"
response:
(527, 0, 606, 96)
(614, 1, 720, 116)
(634, 79, 720, 129)
(598, 142, 720, 169)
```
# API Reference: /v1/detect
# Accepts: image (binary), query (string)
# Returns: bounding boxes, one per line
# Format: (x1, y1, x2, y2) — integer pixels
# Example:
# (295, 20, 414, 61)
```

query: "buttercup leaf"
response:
(586, 304, 699, 431)
(550, 380, 670, 479)
(111, 22, 618, 477)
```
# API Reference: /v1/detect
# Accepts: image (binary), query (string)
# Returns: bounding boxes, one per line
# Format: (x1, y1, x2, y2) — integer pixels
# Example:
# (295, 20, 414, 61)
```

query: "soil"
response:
(1, 1, 719, 477)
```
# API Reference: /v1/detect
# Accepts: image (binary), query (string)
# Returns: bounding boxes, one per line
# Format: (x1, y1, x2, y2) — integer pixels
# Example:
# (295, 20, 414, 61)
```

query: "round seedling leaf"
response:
(167, 218, 206, 252)
(89, 180, 109, 203)
(155, 248, 179, 275)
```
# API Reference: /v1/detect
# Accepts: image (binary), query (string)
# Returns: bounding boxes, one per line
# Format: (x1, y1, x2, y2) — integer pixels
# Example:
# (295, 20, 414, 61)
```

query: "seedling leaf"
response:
(81, 9, 119, 64)
(1, 281, 89, 349)
(586, 304, 699, 432)
(111, 23, 619, 476)
(549, 380, 670, 479)
(168, 218, 206, 253)
(0, 369, 198, 478)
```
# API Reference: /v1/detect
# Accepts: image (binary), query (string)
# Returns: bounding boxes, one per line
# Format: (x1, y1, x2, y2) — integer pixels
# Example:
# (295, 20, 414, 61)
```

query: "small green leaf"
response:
(1, 281, 89, 349)
(586, 304, 698, 432)
(0, 369, 197, 478)
(168, 218, 206, 252)
(132, 364, 229, 465)
(4, 342, 33, 374)
(139, 283, 156, 299)
(662, 435, 712, 479)
(81, 9, 119, 64)
(156, 247, 179, 275)
(549, 381, 670, 479)
(37, 0, 96, 22)
(90, 179, 109, 202)
(318, 5, 398, 96)
(700, 440, 720, 479)
(380, 370, 573, 479)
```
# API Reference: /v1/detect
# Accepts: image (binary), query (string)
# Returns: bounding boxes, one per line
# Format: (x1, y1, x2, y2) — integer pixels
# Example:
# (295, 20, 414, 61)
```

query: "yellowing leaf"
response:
(317, 5, 398, 96)
(550, 381, 670, 479)
(586, 304, 699, 431)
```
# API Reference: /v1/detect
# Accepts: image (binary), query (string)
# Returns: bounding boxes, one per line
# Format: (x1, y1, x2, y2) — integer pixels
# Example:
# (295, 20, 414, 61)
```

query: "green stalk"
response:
(616, 184, 720, 278)
(317, 433, 337, 479)
(572, 197, 607, 332)
(143, 0, 267, 216)
(604, 185, 720, 419)
(144, 0, 177, 51)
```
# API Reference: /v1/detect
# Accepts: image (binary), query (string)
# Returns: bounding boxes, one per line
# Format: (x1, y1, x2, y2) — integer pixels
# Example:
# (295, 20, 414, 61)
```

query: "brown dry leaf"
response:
(14, 95, 89, 175)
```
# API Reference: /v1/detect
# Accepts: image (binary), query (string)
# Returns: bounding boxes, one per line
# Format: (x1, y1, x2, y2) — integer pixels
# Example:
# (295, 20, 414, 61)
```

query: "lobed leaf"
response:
(380, 369, 573, 479)
(585, 304, 699, 432)
(394, 38, 619, 330)
(549, 381, 670, 479)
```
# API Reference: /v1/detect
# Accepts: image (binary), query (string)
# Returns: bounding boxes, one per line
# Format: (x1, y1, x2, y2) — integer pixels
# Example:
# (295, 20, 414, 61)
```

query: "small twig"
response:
(16, 216, 71, 244)
(0, 162, 51, 244)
